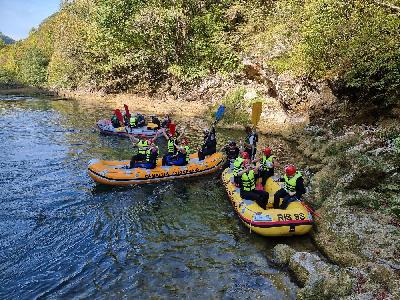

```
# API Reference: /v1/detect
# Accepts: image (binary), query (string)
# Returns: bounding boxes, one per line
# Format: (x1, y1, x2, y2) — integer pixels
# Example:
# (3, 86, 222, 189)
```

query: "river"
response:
(0, 94, 315, 299)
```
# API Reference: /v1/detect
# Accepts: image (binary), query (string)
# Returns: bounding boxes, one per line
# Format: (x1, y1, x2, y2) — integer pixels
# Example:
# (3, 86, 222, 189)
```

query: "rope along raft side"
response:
(88, 152, 225, 185)
(222, 168, 313, 237)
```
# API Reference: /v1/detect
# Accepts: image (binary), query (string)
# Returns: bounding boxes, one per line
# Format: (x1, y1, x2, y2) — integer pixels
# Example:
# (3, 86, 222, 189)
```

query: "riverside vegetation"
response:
(1, 0, 399, 299)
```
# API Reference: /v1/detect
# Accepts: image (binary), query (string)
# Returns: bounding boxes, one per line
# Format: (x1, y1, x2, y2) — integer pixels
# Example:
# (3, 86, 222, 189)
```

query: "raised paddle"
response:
(251, 101, 262, 128)
(124, 104, 131, 119)
(115, 109, 124, 127)
(214, 105, 225, 125)
(201, 105, 225, 151)
(168, 123, 176, 136)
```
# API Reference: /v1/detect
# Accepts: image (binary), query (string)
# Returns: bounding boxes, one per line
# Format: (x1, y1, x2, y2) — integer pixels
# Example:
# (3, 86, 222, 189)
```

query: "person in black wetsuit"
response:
(220, 140, 240, 168)
(243, 126, 258, 160)
(198, 126, 217, 161)
(151, 115, 161, 129)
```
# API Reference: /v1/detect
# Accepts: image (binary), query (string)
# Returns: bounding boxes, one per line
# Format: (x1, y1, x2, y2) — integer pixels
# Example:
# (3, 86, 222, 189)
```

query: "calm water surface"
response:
(0, 95, 314, 299)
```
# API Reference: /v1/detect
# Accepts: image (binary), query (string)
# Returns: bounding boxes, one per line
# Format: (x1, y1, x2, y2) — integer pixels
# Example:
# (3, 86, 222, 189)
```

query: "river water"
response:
(0, 95, 314, 299)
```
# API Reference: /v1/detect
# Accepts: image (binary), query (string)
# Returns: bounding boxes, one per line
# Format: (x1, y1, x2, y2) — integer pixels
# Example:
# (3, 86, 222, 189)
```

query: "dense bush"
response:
(0, 0, 398, 106)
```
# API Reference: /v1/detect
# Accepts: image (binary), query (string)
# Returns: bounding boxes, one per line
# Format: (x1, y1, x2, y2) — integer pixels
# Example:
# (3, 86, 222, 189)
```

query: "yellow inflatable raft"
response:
(88, 152, 225, 185)
(222, 168, 313, 236)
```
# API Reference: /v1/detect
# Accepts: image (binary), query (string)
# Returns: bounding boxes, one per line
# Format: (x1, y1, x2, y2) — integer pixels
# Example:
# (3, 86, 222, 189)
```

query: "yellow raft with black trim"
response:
(88, 152, 225, 185)
(222, 168, 313, 236)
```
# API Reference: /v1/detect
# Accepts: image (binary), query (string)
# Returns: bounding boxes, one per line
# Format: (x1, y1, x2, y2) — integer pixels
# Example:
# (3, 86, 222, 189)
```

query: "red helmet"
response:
(241, 152, 249, 159)
(263, 147, 271, 156)
(285, 165, 296, 176)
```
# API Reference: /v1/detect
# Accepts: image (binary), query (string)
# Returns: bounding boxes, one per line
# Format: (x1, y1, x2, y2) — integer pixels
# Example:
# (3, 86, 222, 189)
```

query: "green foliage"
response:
(218, 87, 250, 125)
(394, 137, 400, 153)
(0, 68, 18, 87)
(17, 47, 49, 86)
(239, 0, 400, 105)
(0, 0, 398, 102)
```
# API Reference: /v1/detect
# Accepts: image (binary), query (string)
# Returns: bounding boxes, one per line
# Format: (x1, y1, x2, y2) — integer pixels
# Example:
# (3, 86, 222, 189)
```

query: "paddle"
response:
(214, 105, 225, 125)
(124, 104, 131, 119)
(200, 105, 225, 151)
(251, 102, 262, 128)
(168, 123, 176, 136)
(115, 109, 124, 127)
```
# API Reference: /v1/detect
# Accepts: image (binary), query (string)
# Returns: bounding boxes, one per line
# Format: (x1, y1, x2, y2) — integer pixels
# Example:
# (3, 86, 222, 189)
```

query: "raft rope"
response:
(301, 201, 321, 218)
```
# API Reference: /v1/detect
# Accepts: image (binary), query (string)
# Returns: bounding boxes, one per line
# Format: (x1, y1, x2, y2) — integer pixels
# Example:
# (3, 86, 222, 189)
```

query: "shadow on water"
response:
(0, 94, 315, 299)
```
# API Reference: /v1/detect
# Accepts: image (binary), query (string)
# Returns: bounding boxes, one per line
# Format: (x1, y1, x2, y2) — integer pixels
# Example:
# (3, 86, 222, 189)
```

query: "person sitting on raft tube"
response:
(237, 158, 269, 210)
(221, 140, 240, 168)
(243, 126, 258, 160)
(273, 164, 306, 209)
(198, 126, 217, 161)
(164, 138, 190, 166)
(130, 142, 159, 169)
(137, 113, 146, 128)
(129, 113, 138, 128)
(232, 151, 257, 186)
(129, 135, 151, 165)
(161, 127, 184, 165)
(111, 111, 121, 128)
(151, 115, 161, 129)
(253, 147, 279, 187)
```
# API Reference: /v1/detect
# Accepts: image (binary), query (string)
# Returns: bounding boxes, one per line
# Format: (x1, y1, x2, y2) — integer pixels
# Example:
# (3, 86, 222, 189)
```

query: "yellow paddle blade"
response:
(251, 101, 263, 127)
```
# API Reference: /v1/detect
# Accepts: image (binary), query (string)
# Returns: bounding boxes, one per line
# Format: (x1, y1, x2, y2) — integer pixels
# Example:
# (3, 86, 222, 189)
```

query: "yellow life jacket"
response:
(137, 140, 149, 155)
(284, 171, 302, 192)
(233, 157, 244, 176)
(241, 170, 256, 192)
(261, 155, 275, 171)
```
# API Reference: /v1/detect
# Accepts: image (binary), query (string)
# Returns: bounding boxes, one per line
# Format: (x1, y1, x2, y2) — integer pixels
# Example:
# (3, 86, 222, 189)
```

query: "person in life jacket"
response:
(151, 115, 161, 130)
(243, 126, 258, 160)
(111, 111, 120, 128)
(136, 113, 146, 127)
(220, 140, 240, 168)
(165, 138, 190, 166)
(232, 151, 250, 186)
(198, 126, 217, 161)
(129, 114, 138, 128)
(123, 112, 130, 126)
(254, 147, 279, 187)
(129, 135, 150, 167)
(273, 164, 306, 209)
(130, 142, 159, 169)
(238, 158, 269, 210)
(161, 127, 185, 165)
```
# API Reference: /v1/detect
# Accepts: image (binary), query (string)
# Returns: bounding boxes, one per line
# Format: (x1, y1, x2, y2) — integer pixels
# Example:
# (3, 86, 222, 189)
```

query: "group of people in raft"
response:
(114, 111, 305, 210)
(111, 110, 172, 130)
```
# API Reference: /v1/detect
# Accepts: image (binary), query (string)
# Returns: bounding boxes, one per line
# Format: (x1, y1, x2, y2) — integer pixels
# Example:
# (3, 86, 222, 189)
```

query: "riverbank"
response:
(2, 86, 399, 299)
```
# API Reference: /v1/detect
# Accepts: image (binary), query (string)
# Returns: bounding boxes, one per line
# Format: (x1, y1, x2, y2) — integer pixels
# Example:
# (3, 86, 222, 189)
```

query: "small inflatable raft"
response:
(97, 119, 161, 138)
(88, 152, 225, 185)
(222, 168, 313, 236)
